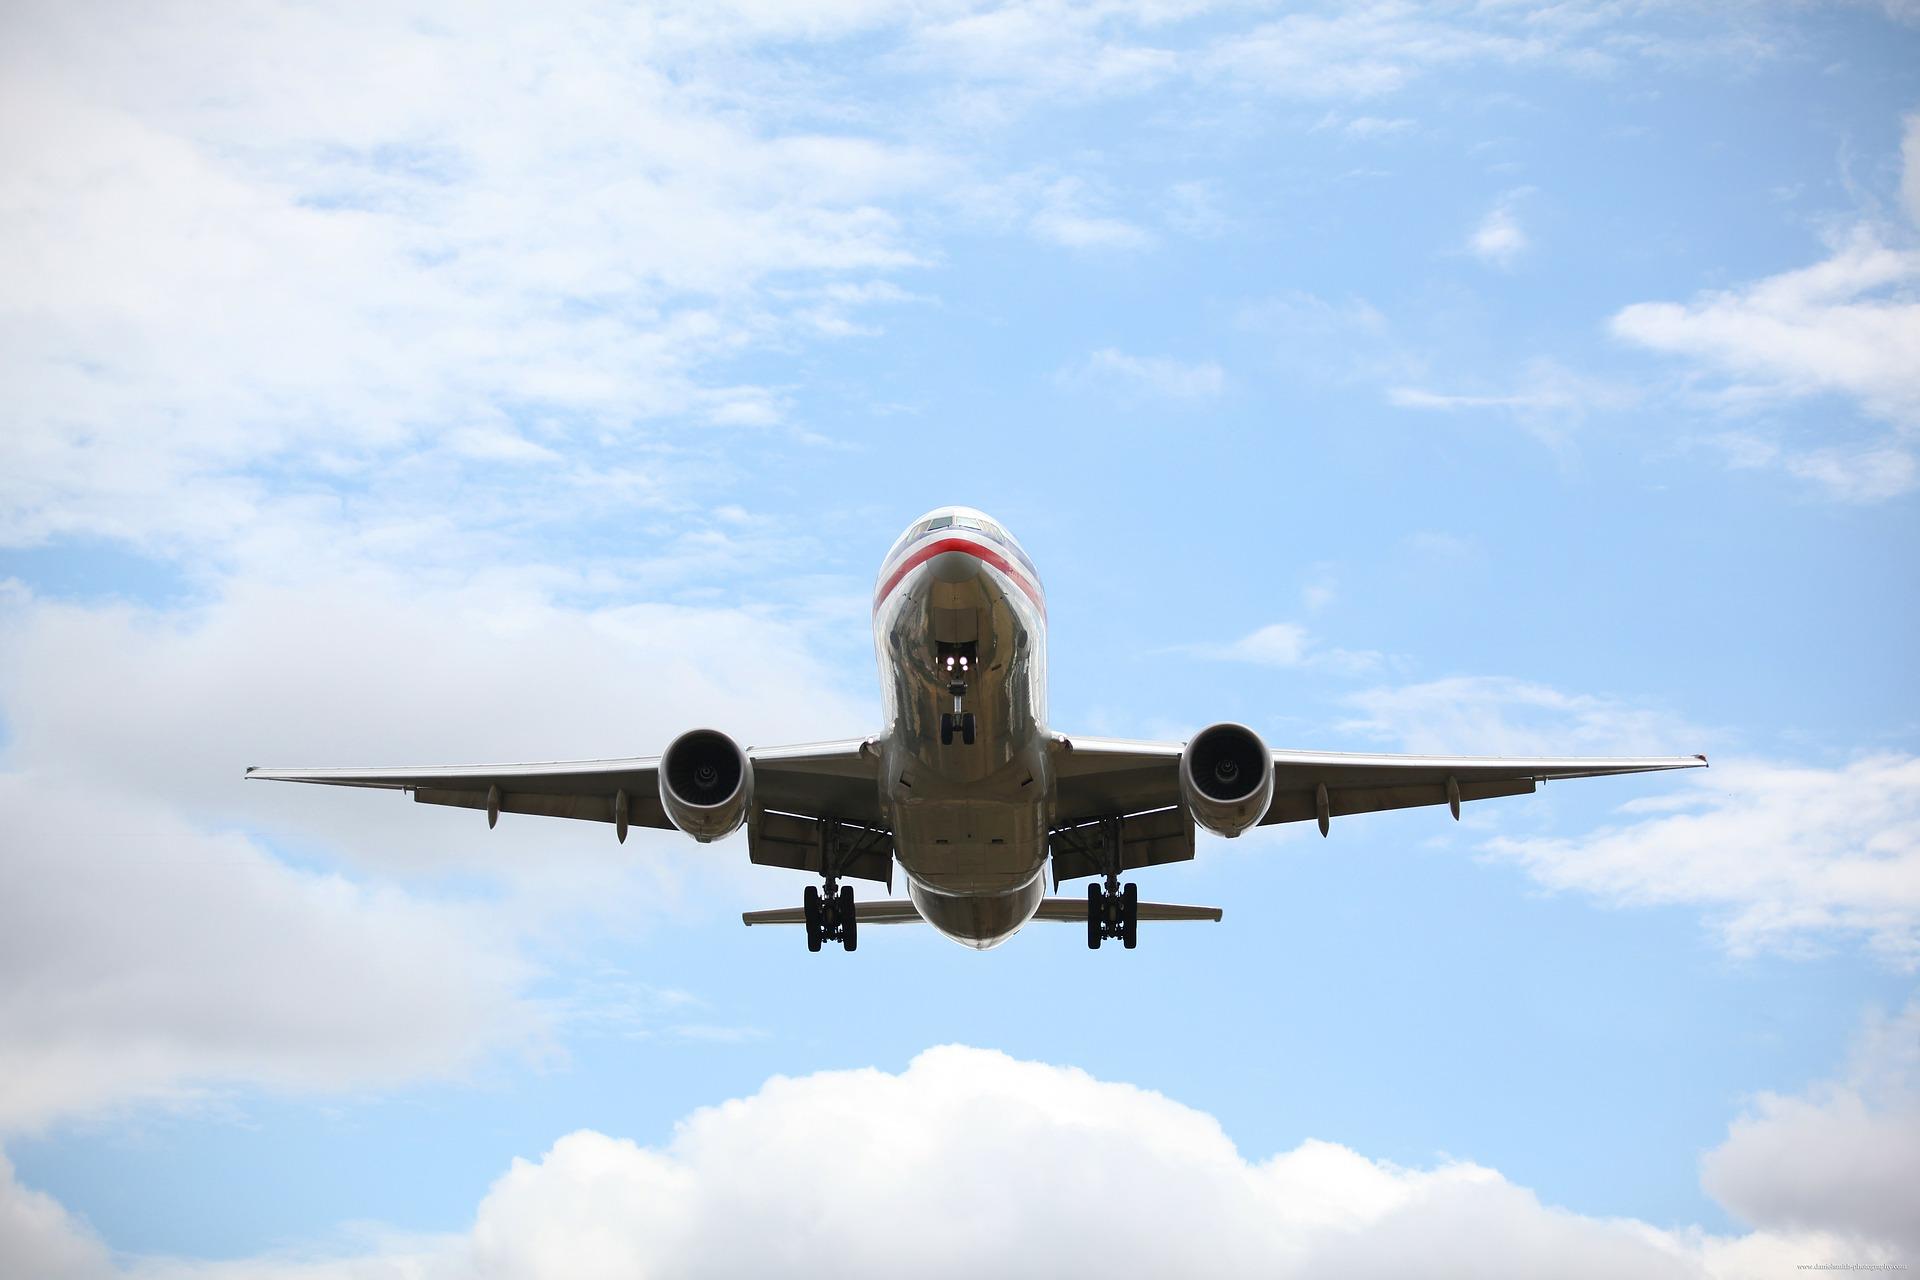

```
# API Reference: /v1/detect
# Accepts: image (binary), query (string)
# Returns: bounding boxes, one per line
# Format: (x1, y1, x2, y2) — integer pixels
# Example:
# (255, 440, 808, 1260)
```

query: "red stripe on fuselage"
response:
(873, 537, 1046, 617)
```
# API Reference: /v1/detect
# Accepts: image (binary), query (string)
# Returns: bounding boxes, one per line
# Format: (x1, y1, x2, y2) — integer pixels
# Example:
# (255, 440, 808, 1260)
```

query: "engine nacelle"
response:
(1180, 722, 1274, 838)
(659, 729, 753, 843)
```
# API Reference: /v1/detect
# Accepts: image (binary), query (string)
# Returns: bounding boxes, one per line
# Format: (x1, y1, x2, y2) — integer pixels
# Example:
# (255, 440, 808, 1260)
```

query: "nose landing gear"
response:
(803, 881, 859, 952)
(939, 711, 976, 746)
(939, 648, 976, 746)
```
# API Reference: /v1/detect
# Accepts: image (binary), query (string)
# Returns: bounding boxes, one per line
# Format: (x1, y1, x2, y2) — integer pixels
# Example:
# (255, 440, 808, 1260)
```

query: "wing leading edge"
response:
(246, 738, 893, 880)
(1052, 734, 1706, 831)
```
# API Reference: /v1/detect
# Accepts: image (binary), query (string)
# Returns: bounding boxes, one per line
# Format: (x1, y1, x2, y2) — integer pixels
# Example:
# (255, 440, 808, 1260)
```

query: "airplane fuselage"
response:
(873, 510, 1051, 948)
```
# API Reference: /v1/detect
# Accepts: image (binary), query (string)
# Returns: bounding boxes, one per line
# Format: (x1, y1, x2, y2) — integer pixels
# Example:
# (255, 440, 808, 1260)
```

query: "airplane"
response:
(248, 505, 1706, 952)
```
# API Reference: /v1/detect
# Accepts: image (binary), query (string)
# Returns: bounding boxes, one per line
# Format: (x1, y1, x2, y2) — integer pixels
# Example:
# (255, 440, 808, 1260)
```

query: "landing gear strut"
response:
(939, 651, 976, 746)
(803, 880, 858, 952)
(1086, 875, 1138, 950)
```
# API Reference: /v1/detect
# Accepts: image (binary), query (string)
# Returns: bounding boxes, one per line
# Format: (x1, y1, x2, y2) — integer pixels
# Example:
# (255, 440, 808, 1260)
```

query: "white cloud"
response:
(0, 1152, 111, 1280)
(1388, 359, 1638, 444)
(1488, 755, 1920, 967)
(1187, 621, 1381, 674)
(1469, 196, 1530, 267)
(906, 3, 1181, 106)
(1217, 621, 1311, 665)
(1207, 7, 1547, 99)
(7, 1043, 1907, 1278)
(1029, 177, 1154, 250)
(1612, 231, 1920, 423)
(0, 555, 874, 1125)
(1067, 347, 1224, 402)
(0, 2, 941, 553)
(1702, 999, 1920, 1254)
(0, 567, 869, 878)
(1341, 675, 1698, 758)
(1610, 117, 1920, 502)
(1344, 113, 1415, 138)
(0, 774, 541, 1131)
(1344, 677, 1920, 965)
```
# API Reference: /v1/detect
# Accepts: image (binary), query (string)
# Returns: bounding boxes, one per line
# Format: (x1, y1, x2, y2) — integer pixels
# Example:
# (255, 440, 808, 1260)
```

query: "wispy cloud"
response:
(1029, 176, 1154, 250)
(1388, 359, 1638, 444)
(1610, 116, 1920, 502)
(1186, 621, 1381, 674)
(1467, 189, 1532, 267)
(1312, 110, 1416, 138)
(1488, 755, 1920, 968)
(1340, 675, 1700, 758)
(1065, 348, 1225, 402)
(1236, 290, 1419, 387)
(0, 5, 943, 555)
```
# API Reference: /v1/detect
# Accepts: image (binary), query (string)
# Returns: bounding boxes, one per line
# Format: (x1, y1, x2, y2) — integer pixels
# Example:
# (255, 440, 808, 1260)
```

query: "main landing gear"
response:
(1086, 875, 1138, 950)
(803, 880, 858, 953)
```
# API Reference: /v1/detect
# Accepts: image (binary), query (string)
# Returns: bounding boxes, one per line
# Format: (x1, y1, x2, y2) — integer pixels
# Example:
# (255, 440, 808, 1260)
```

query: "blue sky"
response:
(1, 1, 1916, 1274)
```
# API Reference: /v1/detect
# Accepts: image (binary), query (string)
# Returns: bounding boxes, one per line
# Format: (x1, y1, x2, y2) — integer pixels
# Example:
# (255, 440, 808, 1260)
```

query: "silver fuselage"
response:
(873, 521, 1050, 949)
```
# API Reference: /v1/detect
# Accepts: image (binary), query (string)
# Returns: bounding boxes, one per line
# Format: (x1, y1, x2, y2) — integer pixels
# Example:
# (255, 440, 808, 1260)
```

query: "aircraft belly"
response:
(892, 798, 1048, 894)
(873, 548, 1052, 947)
(908, 874, 1045, 951)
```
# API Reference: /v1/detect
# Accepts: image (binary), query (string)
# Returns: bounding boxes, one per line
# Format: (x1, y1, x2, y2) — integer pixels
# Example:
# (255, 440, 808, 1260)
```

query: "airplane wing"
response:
(1052, 735, 1706, 831)
(246, 737, 892, 879)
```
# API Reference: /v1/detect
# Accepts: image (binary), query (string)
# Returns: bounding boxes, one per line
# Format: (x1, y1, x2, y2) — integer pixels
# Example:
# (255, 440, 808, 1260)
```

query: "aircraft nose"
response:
(927, 549, 983, 584)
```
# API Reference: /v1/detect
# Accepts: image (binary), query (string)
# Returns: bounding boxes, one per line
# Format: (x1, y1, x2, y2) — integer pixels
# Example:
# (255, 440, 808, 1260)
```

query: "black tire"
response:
(803, 885, 822, 953)
(939, 713, 953, 746)
(961, 713, 976, 745)
(840, 884, 858, 952)
(1121, 882, 1139, 950)
(1086, 883, 1102, 950)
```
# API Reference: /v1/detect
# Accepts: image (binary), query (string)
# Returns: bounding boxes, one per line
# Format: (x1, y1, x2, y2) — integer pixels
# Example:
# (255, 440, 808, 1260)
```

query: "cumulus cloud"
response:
(1610, 118, 1920, 502)
(0, 568, 867, 860)
(1489, 756, 1920, 967)
(5, 1044, 1907, 1278)
(0, 557, 871, 1124)
(0, 1152, 112, 1280)
(1702, 999, 1920, 1255)
(0, 773, 541, 1130)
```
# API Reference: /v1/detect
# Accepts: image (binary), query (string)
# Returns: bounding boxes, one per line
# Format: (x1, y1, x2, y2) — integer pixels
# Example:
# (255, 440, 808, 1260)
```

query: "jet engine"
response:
(1180, 722, 1274, 837)
(659, 729, 753, 842)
